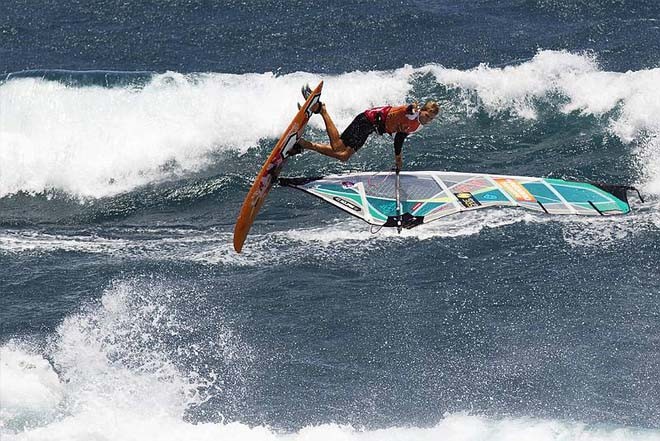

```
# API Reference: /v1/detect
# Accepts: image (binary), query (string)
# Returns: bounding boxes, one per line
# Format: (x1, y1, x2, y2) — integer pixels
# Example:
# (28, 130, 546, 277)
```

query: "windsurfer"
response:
(290, 85, 439, 171)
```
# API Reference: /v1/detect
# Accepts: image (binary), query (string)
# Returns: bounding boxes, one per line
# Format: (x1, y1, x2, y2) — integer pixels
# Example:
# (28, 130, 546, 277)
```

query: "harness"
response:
(374, 112, 386, 135)
(365, 105, 420, 136)
(364, 106, 391, 135)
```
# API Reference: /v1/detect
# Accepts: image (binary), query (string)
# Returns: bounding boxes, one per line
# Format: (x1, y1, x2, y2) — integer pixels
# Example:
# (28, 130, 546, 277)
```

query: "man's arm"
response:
(393, 132, 407, 170)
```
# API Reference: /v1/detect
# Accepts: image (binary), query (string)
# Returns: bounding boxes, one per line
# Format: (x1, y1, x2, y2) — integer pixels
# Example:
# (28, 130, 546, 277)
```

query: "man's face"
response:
(419, 109, 438, 125)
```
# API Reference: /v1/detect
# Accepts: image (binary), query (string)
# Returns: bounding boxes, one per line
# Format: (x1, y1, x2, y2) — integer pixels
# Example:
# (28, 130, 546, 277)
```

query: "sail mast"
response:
(395, 169, 402, 233)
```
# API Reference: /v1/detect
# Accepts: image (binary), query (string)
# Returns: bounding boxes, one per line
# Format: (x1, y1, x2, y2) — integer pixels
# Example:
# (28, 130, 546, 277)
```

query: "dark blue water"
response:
(3, 0, 660, 75)
(1, 1, 660, 439)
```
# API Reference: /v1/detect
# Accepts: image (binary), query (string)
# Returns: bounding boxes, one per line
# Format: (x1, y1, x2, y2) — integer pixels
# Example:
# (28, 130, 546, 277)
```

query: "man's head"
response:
(419, 101, 439, 125)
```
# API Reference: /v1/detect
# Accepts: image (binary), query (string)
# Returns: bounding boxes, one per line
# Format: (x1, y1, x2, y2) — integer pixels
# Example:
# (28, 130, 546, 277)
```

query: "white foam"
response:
(0, 344, 65, 430)
(279, 207, 660, 251)
(0, 230, 132, 254)
(635, 135, 660, 195)
(424, 50, 660, 194)
(0, 69, 414, 199)
(282, 210, 532, 244)
(4, 394, 660, 441)
(3, 279, 660, 440)
(1, 211, 529, 265)
(425, 50, 660, 132)
(2, 53, 660, 197)
(427, 50, 600, 119)
(1, 198, 656, 265)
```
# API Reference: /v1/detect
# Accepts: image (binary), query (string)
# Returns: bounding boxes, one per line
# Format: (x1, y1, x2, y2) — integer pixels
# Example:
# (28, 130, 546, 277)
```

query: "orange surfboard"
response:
(233, 81, 323, 252)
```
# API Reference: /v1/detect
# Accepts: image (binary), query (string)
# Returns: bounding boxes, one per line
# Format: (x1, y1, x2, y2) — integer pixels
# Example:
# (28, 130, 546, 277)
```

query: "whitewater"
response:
(2, 280, 659, 441)
(1, 51, 659, 198)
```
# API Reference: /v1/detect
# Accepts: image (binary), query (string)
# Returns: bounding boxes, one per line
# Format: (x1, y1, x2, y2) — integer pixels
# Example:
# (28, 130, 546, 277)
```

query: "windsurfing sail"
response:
(279, 171, 641, 229)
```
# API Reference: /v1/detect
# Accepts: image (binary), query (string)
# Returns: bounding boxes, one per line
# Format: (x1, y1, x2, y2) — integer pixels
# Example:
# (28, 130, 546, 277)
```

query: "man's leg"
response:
(317, 104, 346, 152)
(298, 138, 354, 161)
(298, 104, 354, 161)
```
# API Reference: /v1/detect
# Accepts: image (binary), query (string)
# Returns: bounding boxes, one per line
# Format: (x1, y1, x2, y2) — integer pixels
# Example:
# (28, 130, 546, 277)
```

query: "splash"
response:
(0, 278, 252, 438)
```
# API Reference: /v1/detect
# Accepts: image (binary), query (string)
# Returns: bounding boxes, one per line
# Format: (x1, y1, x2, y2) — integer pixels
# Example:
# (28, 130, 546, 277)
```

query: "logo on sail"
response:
(333, 196, 362, 212)
(454, 192, 481, 208)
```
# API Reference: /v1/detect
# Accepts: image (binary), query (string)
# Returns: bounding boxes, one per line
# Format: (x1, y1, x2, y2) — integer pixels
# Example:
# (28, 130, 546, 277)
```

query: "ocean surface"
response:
(1, 1, 660, 440)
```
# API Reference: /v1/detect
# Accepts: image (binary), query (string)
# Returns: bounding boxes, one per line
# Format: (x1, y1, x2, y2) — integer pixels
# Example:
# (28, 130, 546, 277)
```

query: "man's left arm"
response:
(393, 132, 408, 170)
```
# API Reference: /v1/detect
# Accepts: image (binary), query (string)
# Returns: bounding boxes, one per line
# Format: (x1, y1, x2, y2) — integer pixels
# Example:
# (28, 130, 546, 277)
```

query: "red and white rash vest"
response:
(364, 105, 421, 135)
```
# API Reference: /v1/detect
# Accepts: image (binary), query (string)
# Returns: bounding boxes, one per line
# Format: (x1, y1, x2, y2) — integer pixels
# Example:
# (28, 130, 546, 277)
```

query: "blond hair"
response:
(422, 100, 440, 114)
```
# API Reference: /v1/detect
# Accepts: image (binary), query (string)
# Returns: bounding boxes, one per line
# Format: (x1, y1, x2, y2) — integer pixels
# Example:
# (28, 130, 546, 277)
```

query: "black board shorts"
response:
(340, 113, 375, 151)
